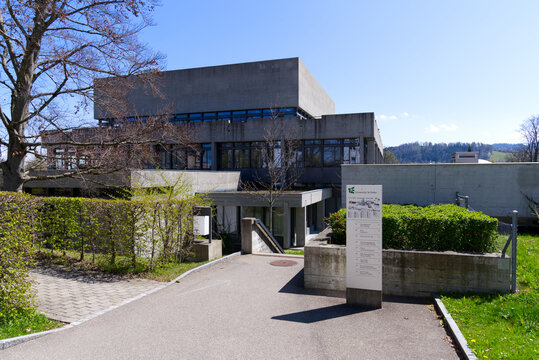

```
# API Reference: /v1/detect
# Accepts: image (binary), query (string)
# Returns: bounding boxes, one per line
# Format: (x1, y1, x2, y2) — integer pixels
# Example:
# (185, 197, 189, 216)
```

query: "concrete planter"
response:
(304, 238, 511, 297)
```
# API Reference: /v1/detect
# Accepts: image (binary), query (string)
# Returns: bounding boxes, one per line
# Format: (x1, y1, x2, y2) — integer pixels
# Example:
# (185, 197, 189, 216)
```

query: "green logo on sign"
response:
(348, 187, 355, 194)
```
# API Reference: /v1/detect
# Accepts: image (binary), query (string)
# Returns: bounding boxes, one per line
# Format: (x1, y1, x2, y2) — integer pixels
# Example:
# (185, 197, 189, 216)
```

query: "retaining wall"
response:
(304, 239, 511, 297)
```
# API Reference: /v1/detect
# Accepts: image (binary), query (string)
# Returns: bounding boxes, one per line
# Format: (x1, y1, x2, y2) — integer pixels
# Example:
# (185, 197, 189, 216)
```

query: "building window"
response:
(343, 138, 361, 164)
(323, 139, 342, 167)
(202, 143, 212, 169)
(250, 142, 264, 168)
(219, 143, 234, 169)
(304, 140, 322, 167)
(233, 142, 249, 168)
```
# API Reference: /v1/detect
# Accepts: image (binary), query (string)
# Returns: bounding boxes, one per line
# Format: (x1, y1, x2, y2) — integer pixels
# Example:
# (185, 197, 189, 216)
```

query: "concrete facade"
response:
(208, 188, 332, 249)
(304, 239, 512, 297)
(342, 163, 539, 221)
(240, 218, 276, 254)
(24, 169, 240, 195)
(95, 58, 335, 119)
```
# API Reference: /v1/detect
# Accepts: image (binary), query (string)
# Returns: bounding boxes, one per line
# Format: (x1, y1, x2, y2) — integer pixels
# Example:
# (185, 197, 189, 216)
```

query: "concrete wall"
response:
(342, 163, 539, 221)
(304, 240, 512, 297)
(241, 218, 274, 254)
(298, 58, 335, 116)
(95, 58, 334, 119)
(130, 170, 240, 193)
(24, 170, 240, 194)
(191, 113, 379, 144)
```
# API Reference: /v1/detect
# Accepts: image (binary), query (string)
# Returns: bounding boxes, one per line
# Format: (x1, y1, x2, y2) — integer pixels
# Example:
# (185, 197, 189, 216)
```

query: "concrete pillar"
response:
(316, 200, 325, 231)
(283, 203, 291, 249)
(295, 206, 307, 247)
(367, 140, 376, 164)
(359, 136, 365, 164)
(241, 218, 256, 254)
(211, 142, 218, 170)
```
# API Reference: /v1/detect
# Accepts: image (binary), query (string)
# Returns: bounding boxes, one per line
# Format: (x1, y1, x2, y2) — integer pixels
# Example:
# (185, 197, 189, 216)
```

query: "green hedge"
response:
(327, 204, 498, 252)
(0, 189, 206, 319)
(0, 192, 38, 321)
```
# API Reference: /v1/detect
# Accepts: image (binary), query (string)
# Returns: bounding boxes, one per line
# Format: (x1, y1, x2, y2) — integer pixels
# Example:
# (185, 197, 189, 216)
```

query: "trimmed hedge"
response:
(0, 192, 38, 321)
(327, 204, 498, 252)
(0, 190, 206, 317)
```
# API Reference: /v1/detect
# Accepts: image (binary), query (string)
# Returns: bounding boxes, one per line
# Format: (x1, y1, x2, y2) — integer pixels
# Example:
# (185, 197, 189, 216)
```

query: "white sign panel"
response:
(193, 216, 209, 236)
(346, 185, 382, 291)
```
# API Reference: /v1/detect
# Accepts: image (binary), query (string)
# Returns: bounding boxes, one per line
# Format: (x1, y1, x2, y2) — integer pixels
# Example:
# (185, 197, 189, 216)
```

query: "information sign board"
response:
(193, 216, 209, 236)
(346, 185, 382, 291)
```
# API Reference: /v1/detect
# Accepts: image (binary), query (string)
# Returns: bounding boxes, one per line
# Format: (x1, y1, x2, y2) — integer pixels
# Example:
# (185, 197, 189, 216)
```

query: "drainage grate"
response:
(269, 260, 298, 267)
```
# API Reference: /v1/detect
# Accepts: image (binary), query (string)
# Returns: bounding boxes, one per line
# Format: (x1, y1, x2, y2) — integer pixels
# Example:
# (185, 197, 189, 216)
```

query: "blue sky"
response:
(139, 0, 539, 147)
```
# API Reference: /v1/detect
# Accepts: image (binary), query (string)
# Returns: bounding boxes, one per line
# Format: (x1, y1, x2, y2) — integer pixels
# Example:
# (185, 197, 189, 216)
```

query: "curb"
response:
(433, 295, 477, 360)
(0, 251, 241, 351)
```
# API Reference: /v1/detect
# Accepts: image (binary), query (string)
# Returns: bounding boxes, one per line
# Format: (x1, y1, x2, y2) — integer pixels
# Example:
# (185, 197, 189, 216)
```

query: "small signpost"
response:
(346, 185, 382, 309)
(193, 206, 212, 243)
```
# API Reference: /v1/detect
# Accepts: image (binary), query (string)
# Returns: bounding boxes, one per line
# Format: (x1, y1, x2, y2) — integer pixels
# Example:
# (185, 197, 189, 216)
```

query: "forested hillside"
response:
(385, 142, 522, 163)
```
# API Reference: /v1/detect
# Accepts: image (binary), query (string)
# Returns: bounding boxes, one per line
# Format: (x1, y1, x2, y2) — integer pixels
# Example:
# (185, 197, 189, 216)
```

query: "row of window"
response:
(156, 144, 212, 170)
(99, 107, 309, 127)
(50, 139, 363, 171)
(218, 139, 362, 169)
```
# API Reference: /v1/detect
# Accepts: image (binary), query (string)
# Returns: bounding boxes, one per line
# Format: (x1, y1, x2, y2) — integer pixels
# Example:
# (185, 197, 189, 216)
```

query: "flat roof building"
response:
(34, 58, 384, 247)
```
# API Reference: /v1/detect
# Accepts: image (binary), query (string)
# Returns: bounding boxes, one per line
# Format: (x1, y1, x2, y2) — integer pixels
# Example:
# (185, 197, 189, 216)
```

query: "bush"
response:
(0, 192, 39, 321)
(327, 208, 346, 245)
(326, 204, 498, 252)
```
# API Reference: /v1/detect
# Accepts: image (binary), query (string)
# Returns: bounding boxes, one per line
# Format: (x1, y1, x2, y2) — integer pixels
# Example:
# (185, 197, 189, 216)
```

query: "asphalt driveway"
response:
(3, 255, 459, 359)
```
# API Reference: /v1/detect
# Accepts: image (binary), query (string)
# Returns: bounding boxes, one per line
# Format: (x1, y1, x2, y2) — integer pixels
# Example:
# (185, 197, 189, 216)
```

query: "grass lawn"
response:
(441, 234, 539, 359)
(284, 249, 304, 255)
(489, 150, 512, 162)
(0, 309, 62, 340)
(34, 249, 214, 282)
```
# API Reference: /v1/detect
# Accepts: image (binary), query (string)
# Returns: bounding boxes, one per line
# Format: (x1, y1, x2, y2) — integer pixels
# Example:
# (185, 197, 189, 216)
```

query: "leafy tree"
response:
(383, 149, 399, 164)
(0, 0, 167, 192)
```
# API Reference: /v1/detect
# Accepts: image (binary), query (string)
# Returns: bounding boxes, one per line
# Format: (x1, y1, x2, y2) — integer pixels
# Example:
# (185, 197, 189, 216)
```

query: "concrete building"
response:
(33, 58, 384, 247)
(451, 152, 479, 163)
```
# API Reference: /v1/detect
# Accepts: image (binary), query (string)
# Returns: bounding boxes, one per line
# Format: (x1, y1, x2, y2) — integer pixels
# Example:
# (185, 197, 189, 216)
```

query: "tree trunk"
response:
(1, 156, 25, 192)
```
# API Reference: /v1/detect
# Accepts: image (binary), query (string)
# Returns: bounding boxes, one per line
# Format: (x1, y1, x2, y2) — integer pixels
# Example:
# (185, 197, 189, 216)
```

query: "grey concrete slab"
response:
(6, 256, 459, 359)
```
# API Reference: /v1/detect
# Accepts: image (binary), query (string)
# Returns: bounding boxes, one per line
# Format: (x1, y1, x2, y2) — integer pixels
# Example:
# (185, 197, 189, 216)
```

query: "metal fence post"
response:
(511, 210, 518, 293)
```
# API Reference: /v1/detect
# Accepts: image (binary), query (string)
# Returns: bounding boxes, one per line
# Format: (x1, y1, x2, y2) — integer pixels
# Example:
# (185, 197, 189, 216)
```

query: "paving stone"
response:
(30, 264, 162, 323)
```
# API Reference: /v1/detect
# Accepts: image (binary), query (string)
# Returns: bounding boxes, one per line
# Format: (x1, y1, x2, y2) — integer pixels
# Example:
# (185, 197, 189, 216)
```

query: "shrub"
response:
(326, 204, 498, 252)
(0, 192, 39, 321)
(327, 208, 346, 245)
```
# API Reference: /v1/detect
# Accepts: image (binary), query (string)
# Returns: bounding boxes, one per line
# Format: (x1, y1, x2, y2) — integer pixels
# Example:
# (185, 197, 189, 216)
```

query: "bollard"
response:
(511, 210, 518, 293)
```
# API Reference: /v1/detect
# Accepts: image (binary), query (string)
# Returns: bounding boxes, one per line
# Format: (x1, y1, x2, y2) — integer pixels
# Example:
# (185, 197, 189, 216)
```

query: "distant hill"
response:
(492, 143, 525, 152)
(385, 142, 522, 164)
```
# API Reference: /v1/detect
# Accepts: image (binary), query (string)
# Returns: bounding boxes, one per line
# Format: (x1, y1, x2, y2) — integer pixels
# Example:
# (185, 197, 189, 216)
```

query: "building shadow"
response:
(271, 303, 373, 324)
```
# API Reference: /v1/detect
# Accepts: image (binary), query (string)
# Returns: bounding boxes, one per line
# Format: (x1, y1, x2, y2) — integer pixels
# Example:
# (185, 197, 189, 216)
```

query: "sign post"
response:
(193, 206, 212, 243)
(346, 185, 382, 309)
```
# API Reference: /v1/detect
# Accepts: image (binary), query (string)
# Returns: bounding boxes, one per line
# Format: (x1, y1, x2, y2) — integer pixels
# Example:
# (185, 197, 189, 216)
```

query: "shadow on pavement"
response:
(279, 268, 433, 306)
(31, 264, 126, 283)
(271, 304, 373, 324)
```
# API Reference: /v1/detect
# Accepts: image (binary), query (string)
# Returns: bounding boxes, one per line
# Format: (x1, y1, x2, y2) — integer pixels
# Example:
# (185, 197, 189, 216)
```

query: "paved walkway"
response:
(5, 255, 459, 359)
(30, 264, 163, 323)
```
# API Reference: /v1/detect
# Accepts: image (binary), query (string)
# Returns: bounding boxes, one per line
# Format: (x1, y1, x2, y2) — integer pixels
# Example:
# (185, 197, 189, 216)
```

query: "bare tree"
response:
(242, 117, 302, 234)
(520, 115, 539, 162)
(0, 1, 169, 192)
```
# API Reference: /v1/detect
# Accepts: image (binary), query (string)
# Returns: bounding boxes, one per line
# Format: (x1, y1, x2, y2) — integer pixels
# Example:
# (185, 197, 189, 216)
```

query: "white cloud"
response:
(376, 114, 402, 121)
(424, 123, 458, 134)
(400, 112, 410, 118)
